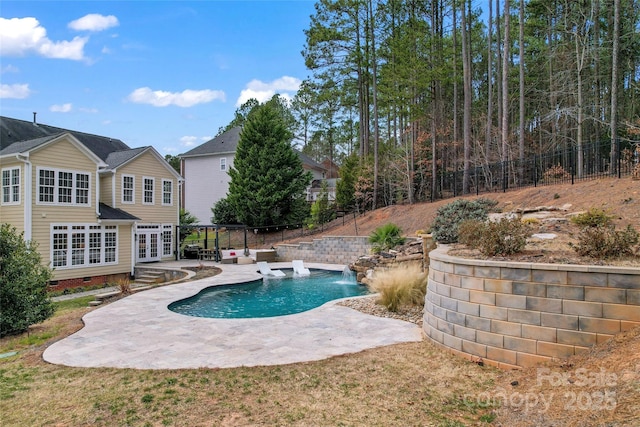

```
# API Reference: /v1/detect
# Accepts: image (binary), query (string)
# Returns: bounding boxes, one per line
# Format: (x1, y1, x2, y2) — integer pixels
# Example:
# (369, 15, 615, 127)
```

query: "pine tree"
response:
(227, 102, 312, 228)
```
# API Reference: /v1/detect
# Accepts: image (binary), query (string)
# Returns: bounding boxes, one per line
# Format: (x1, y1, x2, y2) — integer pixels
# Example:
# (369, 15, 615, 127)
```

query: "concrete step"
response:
(135, 272, 165, 284)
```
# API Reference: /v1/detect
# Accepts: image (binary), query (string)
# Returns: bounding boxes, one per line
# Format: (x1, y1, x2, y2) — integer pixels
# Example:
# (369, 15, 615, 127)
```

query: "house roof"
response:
(179, 126, 242, 158)
(179, 125, 326, 173)
(0, 134, 61, 156)
(296, 149, 325, 172)
(104, 146, 149, 169)
(0, 116, 181, 180)
(98, 203, 140, 221)
(1, 116, 131, 162)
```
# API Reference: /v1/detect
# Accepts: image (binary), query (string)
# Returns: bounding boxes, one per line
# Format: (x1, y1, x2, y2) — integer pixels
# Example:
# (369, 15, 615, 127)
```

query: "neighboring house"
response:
(320, 158, 340, 179)
(179, 126, 328, 225)
(308, 178, 338, 202)
(0, 115, 182, 290)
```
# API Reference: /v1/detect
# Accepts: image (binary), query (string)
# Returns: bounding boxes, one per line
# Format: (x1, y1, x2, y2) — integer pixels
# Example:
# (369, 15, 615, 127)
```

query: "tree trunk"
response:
(501, 0, 510, 188)
(518, 0, 525, 183)
(461, 0, 472, 194)
(485, 0, 493, 189)
(610, 0, 620, 174)
(369, 0, 380, 208)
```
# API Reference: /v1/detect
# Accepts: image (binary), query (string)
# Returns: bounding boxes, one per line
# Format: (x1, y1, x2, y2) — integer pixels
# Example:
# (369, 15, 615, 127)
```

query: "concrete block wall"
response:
(275, 236, 371, 264)
(424, 245, 640, 369)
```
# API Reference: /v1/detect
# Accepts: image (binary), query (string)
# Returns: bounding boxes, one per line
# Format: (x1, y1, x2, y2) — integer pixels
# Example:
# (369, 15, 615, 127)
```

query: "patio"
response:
(43, 262, 423, 369)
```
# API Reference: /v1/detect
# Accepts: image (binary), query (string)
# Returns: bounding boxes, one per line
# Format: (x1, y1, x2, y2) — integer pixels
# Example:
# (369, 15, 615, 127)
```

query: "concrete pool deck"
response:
(43, 262, 423, 369)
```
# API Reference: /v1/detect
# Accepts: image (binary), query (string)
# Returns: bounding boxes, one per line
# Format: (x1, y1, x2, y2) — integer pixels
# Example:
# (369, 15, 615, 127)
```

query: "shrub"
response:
(542, 164, 571, 182)
(457, 220, 486, 248)
(476, 218, 532, 256)
(367, 263, 427, 312)
(570, 208, 614, 228)
(571, 225, 639, 258)
(431, 198, 498, 244)
(0, 224, 55, 337)
(369, 223, 406, 254)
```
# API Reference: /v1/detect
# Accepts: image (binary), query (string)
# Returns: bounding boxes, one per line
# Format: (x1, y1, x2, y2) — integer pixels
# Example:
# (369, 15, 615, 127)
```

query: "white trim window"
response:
(51, 224, 118, 268)
(122, 175, 135, 204)
(162, 179, 173, 206)
(162, 224, 173, 256)
(220, 157, 227, 171)
(37, 167, 91, 206)
(143, 177, 155, 205)
(1, 167, 20, 205)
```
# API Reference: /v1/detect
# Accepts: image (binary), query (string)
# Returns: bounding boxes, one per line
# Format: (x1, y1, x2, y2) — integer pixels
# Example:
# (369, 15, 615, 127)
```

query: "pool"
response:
(168, 269, 371, 318)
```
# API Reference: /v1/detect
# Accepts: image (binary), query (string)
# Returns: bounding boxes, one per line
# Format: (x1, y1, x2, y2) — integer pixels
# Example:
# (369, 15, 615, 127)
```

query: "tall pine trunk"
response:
(610, 0, 620, 173)
(461, 0, 472, 194)
(501, 0, 510, 188)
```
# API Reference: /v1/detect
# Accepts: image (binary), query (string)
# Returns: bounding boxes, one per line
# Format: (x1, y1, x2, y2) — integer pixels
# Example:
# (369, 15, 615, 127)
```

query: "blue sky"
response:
(0, 1, 316, 156)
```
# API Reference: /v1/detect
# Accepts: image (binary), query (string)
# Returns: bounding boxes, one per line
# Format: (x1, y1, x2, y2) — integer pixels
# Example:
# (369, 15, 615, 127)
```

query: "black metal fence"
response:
(432, 140, 638, 200)
(178, 140, 639, 253)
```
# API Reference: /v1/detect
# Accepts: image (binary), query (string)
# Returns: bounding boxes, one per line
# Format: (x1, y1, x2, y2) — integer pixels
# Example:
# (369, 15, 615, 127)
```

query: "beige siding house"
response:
(0, 116, 182, 290)
(179, 126, 328, 224)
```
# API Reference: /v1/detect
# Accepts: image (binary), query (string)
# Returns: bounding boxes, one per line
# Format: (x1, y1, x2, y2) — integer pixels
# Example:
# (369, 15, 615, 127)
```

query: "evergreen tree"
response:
(210, 197, 240, 225)
(336, 152, 358, 210)
(0, 224, 54, 337)
(309, 180, 335, 228)
(164, 154, 181, 173)
(179, 208, 199, 241)
(227, 103, 312, 227)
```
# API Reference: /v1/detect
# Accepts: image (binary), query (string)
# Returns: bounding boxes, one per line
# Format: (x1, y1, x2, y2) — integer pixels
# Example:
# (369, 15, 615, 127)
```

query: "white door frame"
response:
(136, 224, 162, 262)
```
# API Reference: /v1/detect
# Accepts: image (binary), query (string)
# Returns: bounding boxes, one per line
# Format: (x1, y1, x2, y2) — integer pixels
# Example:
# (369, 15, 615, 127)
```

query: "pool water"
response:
(168, 269, 371, 319)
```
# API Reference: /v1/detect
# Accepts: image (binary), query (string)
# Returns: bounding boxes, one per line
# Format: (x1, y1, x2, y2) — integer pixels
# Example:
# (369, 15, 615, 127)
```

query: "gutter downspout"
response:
(16, 154, 32, 241)
(111, 171, 116, 206)
(132, 222, 137, 278)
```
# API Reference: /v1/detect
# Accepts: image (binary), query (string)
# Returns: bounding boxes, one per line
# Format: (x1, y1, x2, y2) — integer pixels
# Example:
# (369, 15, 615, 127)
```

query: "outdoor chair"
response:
(292, 260, 311, 276)
(257, 261, 286, 277)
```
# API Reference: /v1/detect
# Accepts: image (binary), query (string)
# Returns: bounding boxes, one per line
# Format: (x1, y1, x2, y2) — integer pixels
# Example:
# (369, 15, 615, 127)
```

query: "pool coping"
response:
(43, 262, 423, 369)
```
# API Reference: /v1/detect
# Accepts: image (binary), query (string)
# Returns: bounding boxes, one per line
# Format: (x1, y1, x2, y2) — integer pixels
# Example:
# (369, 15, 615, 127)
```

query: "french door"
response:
(136, 224, 161, 262)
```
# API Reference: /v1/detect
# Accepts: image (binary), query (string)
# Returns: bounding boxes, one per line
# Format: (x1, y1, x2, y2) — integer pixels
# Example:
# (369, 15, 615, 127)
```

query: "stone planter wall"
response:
(275, 236, 371, 264)
(424, 245, 640, 369)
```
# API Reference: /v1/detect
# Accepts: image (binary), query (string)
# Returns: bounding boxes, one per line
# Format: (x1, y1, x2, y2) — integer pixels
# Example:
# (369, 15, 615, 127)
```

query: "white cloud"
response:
(126, 87, 226, 107)
(179, 136, 210, 148)
(79, 107, 99, 113)
(180, 136, 199, 147)
(68, 14, 119, 32)
(1, 64, 19, 74)
(50, 103, 72, 113)
(0, 83, 31, 99)
(236, 76, 302, 106)
(0, 17, 88, 60)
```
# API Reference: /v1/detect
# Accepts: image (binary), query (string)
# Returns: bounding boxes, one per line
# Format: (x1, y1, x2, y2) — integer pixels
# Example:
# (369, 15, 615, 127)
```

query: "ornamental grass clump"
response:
(367, 263, 427, 312)
(117, 277, 132, 295)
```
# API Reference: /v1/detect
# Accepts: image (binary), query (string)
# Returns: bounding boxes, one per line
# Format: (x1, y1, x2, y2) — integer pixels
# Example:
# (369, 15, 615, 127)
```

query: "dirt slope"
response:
(315, 177, 640, 239)
(313, 177, 640, 426)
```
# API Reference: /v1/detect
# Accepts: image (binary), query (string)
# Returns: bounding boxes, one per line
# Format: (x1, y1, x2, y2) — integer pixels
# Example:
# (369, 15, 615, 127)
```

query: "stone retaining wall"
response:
(424, 245, 640, 369)
(275, 236, 371, 264)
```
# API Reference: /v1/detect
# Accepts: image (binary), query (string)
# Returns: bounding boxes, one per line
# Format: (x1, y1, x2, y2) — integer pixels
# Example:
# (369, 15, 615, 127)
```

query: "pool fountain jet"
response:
(341, 266, 356, 283)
